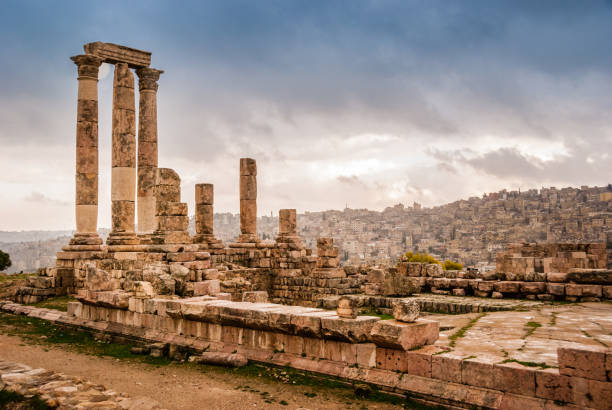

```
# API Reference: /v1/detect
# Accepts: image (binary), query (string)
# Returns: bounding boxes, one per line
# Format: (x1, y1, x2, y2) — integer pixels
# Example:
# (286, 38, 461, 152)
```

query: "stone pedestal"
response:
(70, 54, 103, 246)
(108, 63, 138, 245)
(238, 158, 257, 243)
(136, 67, 163, 236)
(151, 168, 191, 244)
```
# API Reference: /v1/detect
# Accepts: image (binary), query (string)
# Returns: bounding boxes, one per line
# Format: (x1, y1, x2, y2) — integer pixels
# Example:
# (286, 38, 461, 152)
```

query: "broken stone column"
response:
(136, 67, 163, 235)
(238, 158, 257, 242)
(70, 54, 103, 246)
(108, 63, 138, 245)
(276, 209, 304, 248)
(194, 183, 215, 242)
(151, 168, 191, 244)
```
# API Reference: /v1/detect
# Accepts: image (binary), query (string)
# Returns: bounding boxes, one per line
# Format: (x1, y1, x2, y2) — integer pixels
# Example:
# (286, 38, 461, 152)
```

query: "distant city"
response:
(2, 184, 611, 274)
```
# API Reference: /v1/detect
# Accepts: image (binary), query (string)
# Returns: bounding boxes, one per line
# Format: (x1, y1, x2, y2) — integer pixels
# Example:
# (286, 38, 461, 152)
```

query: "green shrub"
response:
(403, 252, 440, 265)
(443, 260, 463, 271)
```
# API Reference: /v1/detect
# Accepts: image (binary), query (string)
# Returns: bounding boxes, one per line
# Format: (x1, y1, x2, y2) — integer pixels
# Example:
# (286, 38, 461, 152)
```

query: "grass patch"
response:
(28, 295, 76, 312)
(0, 389, 51, 409)
(502, 358, 552, 369)
(359, 308, 394, 320)
(524, 321, 542, 338)
(0, 312, 171, 365)
(448, 313, 486, 348)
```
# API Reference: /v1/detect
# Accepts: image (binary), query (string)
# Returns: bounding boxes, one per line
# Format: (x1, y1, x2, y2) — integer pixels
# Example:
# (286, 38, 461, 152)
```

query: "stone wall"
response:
(2, 300, 610, 409)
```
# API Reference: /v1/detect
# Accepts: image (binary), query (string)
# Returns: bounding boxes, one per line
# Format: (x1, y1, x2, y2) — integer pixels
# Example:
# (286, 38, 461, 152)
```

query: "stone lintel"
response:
(84, 42, 151, 69)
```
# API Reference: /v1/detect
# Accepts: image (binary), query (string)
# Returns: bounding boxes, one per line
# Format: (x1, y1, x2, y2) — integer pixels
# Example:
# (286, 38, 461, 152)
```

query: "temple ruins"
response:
(7, 42, 612, 409)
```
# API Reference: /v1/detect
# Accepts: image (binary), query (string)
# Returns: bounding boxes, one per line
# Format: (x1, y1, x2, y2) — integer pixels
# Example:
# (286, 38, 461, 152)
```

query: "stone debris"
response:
(0, 360, 165, 409)
(392, 299, 419, 323)
(191, 352, 248, 367)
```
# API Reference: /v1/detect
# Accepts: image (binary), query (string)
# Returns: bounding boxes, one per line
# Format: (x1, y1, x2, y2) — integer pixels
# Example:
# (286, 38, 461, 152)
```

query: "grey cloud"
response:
(24, 192, 70, 206)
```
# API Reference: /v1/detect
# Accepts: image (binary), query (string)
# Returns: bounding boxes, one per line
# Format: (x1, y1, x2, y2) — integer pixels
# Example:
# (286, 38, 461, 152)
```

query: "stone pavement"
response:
(425, 302, 612, 367)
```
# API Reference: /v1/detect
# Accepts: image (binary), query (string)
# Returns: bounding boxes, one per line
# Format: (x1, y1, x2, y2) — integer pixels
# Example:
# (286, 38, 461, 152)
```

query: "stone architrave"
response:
(70, 54, 103, 245)
(136, 67, 163, 235)
(239, 158, 257, 242)
(109, 63, 138, 244)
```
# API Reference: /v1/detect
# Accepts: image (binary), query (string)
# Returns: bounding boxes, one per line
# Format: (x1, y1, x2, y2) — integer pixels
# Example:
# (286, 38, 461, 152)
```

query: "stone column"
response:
(239, 158, 257, 242)
(70, 54, 103, 245)
(195, 184, 214, 236)
(136, 67, 163, 235)
(108, 63, 138, 245)
(278, 209, 297, 236)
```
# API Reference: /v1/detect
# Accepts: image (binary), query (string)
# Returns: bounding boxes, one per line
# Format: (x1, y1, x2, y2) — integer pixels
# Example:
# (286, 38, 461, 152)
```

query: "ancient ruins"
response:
(5, 42, 612, 409)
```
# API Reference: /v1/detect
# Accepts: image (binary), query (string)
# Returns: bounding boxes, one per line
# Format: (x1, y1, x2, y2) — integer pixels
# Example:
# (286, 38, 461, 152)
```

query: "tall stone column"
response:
(136, 67, 163, 235)
(70, 54, 103, 245)
(108, 63, 138, 245)
(239, 158, 257, 242)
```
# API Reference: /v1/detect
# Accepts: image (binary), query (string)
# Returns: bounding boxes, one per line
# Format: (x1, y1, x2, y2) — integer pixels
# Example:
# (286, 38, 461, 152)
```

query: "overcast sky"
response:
(1, 1, 611, 230)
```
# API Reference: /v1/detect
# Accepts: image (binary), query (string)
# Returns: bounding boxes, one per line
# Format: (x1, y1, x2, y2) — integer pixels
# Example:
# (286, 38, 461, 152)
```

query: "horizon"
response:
(2, 1, 612, 230)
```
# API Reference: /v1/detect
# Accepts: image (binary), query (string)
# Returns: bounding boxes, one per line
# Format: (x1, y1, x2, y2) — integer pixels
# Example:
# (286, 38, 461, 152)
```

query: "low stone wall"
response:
(2, 300, 610, 409)
(0, 359, 164, 409)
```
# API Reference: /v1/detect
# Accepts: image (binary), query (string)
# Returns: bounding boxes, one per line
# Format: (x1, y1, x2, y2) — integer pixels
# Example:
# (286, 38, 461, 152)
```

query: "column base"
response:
(275, 234, 305, 249)
(69, 233, 103, 246)
(137, 233, 154, 245)
(236, 233, 258, 243)
(106, 232, 140, 246)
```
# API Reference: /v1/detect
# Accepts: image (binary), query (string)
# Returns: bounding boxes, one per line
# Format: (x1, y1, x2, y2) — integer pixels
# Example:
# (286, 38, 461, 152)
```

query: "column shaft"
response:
(70, 54, 102, 239)
(110, 63, 137, 235)
(136, 68, 163, 234)
(239, 158, 257, 241)
(195, 184, 214, 235)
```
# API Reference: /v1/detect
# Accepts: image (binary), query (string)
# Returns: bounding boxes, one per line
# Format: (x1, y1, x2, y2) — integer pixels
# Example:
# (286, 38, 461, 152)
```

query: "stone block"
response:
(392, 299, 419, 323)
(242, 291, 268, 303)
(558, 346, 608, 381)
(376, 347, 407, 372)
(195, 183, 214, 205)
(193, 280, 220, 296)
(494, 361, 536, 396)
(546, 272, 568, 283)
(356, 343, 377, 368)
(321, 316, 379, 343)
(369, 319, 438, 351)
(452, 288, 466, 296)
(565, 283, 602, 297)
(534, 369, 573, 403)
(461, 358, 496, 389)
(477, 281, 495, 292)
(494, 281, 521, 293)
(336, 296, 358, 319)
(520, 282, 546, 294)
(405, 346, 439, 377)
(431, 353, 462, 383)
(547, 283, 565, 296)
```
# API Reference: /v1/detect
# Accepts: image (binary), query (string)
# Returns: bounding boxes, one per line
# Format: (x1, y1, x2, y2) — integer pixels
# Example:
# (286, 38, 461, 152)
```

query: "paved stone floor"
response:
(423, 302, 612, 367)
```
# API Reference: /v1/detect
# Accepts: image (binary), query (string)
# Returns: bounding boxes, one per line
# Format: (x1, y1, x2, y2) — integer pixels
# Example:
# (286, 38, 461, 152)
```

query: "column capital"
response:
(70, 54, 103, 80)
(136, 67, 164, 92)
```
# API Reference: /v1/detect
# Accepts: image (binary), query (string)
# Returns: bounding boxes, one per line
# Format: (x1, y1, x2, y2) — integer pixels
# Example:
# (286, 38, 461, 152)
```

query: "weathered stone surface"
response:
(566, 269, 612, 285)
(337, 296, 358, 319)
(369, 319, 439, 350)
(321, 315, 379, 343)
(392, 299, 419, 323)
(242, 291, 268, 303)
(558, 345, 608, 381)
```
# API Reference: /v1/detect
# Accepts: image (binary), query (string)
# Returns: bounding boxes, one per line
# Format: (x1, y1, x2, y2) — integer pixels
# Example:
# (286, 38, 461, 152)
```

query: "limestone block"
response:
(76, 204, 98, 233)
(75, 173, 98, 205)
(154, 185, 180, 203)
(76, 119, 98, 146)
(546, 272, 568, 283)
(157, 215, 189, 231)
(138, 141, 158, 167)
(369, 319, 439, 351)
(84, 42, 151, 68)
(76, 145, 98, 174)
(195, 183, 214, 205)
(169, 263, 190, 279)
(240, 175, 257, 200)
(566, 283, 602, 297)
(321, 316, 379, 343)
(452, 288, 466, 296)
(382, 271, 418, 296)
(520, 282, 546, 294)
(534, 368, 573, 402)
(155, 168, 180, 186)
(194, 280, 220, 296)
(137, 167, 157, 195)
(392, 299, 419, 323)
(111, 200, 135, 232)
(558, 346, 608, 381)
(111, 167, 136, 201)
(194, 352, 247, 367)
(336, 296, 358, 319)
(240, 158, 257, 175)
(242, 291, 268, 303)
(278, 209, 297, 234)
(547, 283, 565, 296)
(367, 268, 385, 283)
(196, 204, 214, 234)
(566, 269, 612, 285)
(240, 199, 257, 234)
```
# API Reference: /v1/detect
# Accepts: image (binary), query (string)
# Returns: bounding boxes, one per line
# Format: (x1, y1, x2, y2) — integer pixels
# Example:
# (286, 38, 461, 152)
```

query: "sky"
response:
(0, 0, 611, 231)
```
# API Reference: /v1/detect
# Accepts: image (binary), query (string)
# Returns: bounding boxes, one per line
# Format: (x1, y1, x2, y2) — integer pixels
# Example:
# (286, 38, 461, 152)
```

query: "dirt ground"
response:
(0, 333, 406, 410)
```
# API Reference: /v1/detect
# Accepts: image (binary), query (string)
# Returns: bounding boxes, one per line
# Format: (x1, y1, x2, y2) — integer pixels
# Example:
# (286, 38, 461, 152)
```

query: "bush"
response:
(0, 250, 11, 272)
(403, 252, 440, 265)
(443, 260, 463, 271)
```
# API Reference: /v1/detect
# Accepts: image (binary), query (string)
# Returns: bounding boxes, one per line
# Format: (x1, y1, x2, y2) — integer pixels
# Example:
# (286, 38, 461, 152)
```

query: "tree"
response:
(443, 260, 463, 271)
(0, 250, 11, 271)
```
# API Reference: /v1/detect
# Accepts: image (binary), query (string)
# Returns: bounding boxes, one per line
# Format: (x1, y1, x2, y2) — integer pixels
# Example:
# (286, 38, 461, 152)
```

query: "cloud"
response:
(23, 192, 70, 206)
